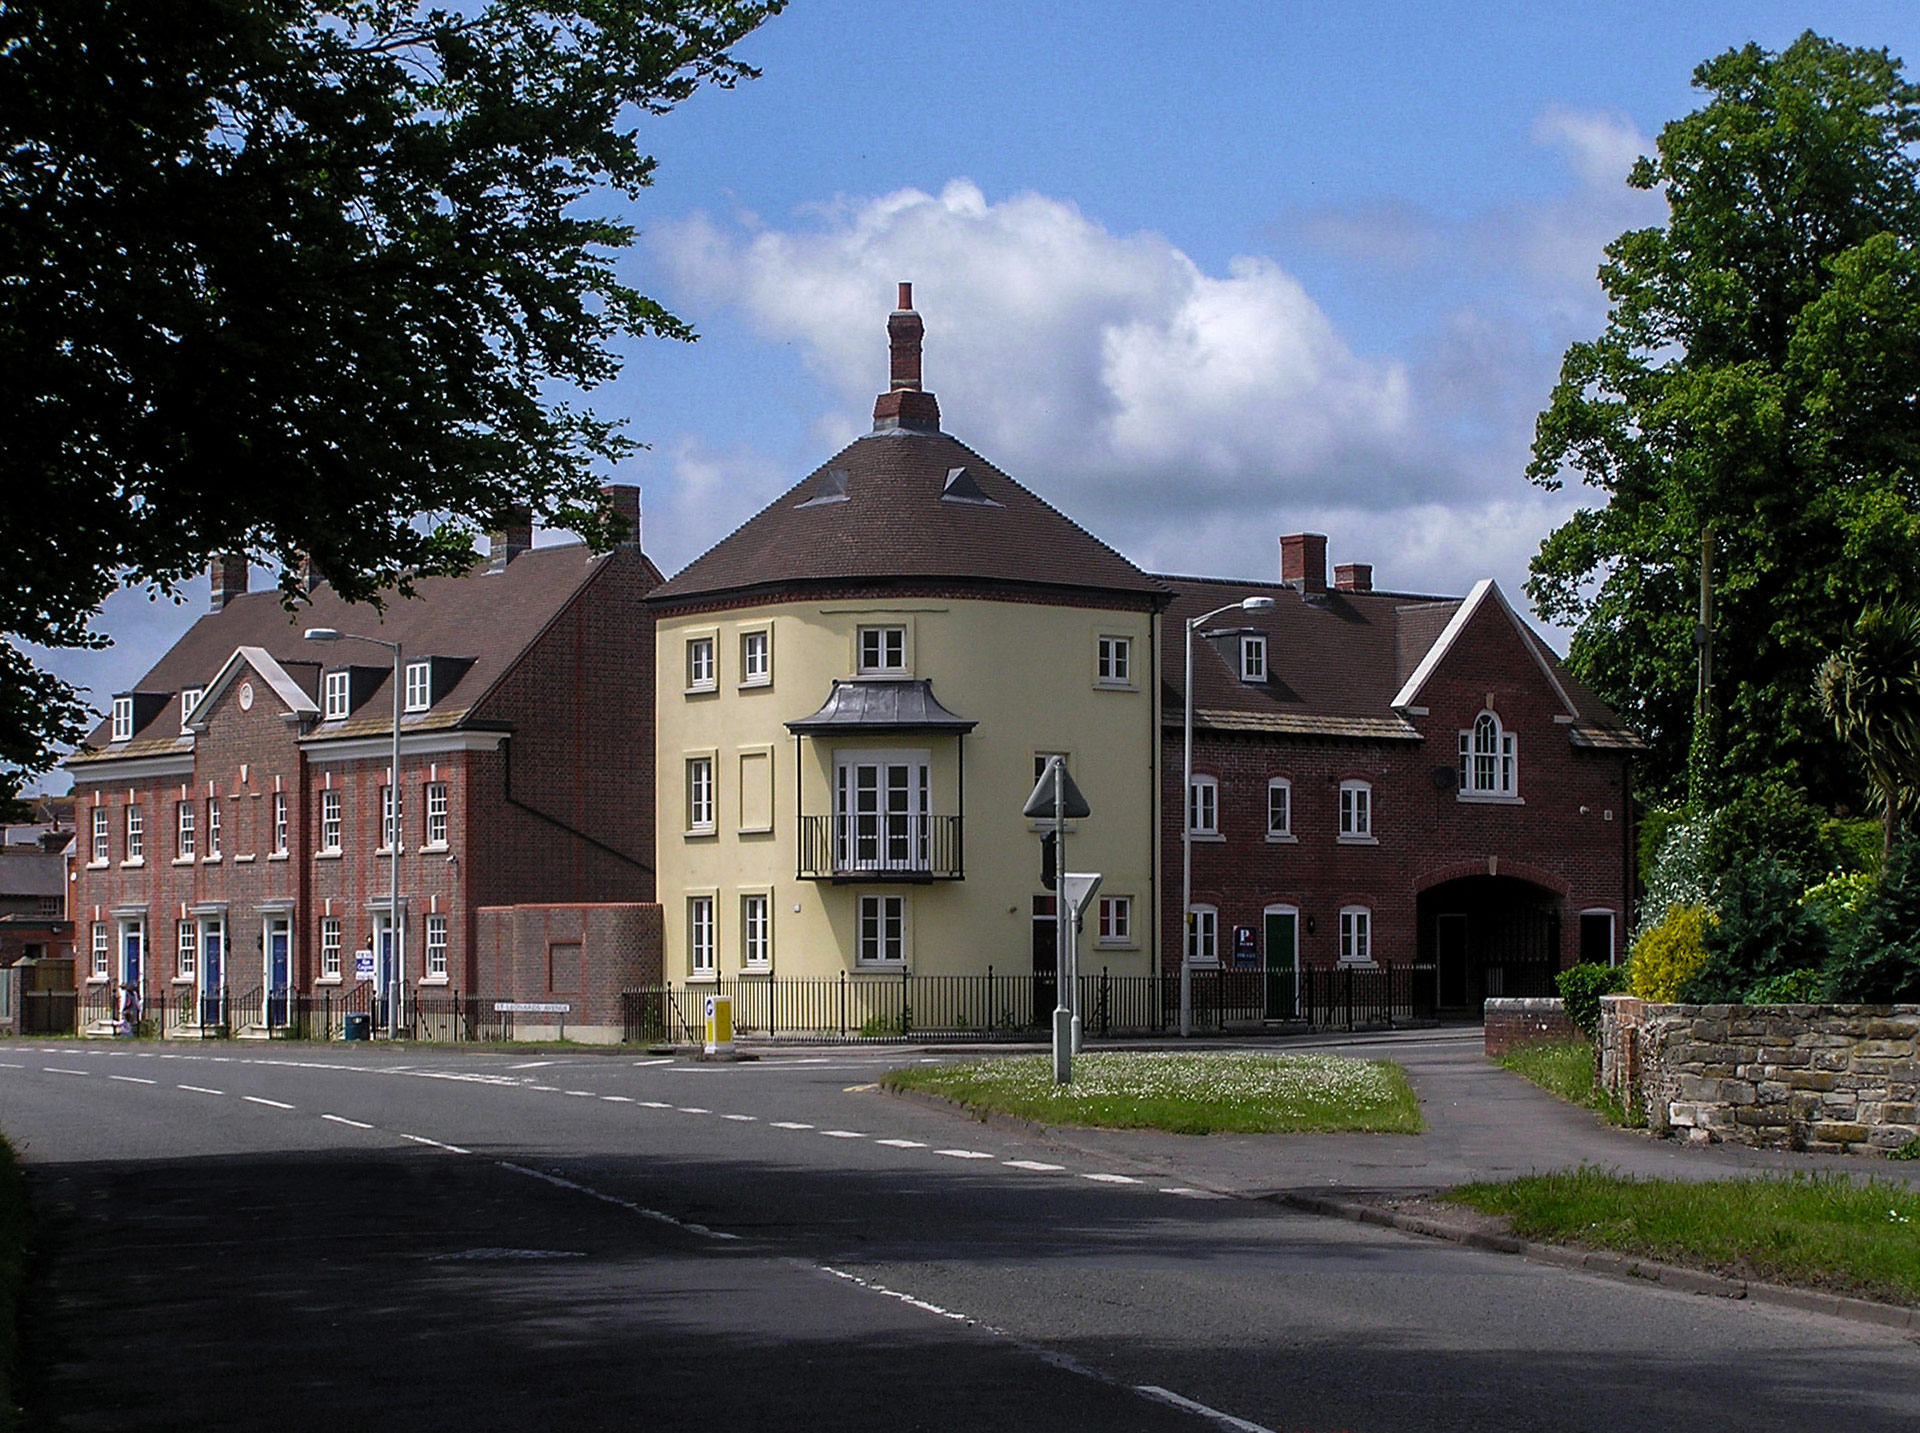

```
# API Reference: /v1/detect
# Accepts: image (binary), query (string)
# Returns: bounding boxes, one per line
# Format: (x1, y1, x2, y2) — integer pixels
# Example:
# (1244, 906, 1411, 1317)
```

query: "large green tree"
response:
(0, 0, 782, 786)
(1527, 32, 1920, 805)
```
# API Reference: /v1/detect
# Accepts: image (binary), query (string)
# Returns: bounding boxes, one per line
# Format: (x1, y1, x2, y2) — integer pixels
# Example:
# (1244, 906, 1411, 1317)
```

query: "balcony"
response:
(797, 814, 964, 882)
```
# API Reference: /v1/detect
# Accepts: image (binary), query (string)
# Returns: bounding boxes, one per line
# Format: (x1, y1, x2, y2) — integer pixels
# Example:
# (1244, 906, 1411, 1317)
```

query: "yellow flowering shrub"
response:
(1628, 903, 1715, 1002)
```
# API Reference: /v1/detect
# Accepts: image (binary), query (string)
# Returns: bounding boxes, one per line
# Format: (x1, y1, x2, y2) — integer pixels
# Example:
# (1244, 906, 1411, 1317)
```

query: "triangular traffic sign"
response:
(1022, 757, 1091, 819)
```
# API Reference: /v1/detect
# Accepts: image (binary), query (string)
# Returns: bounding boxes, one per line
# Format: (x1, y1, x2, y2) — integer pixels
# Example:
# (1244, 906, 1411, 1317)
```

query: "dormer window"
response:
(179, 688, 204, 734)
(1459, 712, 1517, 798)
(858, 626, 906, 674)
(1241, 635, 1267, 683)
(324, 671, 351, 720)
(404, 661, 432, 713)
(111, 696, 134, 742)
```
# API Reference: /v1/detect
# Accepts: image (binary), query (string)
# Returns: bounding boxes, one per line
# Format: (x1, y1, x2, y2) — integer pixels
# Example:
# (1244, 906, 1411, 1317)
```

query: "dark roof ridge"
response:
(1153, 571, 1461, 604)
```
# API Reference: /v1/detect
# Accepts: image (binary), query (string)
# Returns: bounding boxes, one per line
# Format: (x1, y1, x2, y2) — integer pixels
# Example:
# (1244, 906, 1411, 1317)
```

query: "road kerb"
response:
(1265, 1191, 1918, 1331)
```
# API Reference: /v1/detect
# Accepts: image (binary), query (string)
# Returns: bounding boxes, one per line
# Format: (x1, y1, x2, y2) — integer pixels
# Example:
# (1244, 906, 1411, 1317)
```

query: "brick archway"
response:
(1413, 858, 1570, 899)
(1416, 865, 1568, 1013)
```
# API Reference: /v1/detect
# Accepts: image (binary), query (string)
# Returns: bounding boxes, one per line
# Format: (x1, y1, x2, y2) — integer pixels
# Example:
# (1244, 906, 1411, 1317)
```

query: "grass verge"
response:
(1495, 1038, 1637, 1126)
(882, 1051, 1422, 1135)
(0, 1136, 25, 1430)
(1447, 1168, 1920, 1305)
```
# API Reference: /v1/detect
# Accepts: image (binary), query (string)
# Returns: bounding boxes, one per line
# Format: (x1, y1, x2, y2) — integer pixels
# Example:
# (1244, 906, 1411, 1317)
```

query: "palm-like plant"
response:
(1817, 604, 1920, 858)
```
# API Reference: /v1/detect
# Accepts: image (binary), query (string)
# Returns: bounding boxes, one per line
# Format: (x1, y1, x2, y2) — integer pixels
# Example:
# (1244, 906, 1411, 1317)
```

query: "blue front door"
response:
(120, 924, 142, 1019)
(266, 920, 291, 1027)
(201, 924, 224, 1025)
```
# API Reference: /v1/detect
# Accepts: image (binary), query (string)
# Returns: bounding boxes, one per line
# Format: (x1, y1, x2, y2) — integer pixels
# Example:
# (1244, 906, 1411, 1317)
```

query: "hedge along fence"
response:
(1599, 996, 1920, 1155)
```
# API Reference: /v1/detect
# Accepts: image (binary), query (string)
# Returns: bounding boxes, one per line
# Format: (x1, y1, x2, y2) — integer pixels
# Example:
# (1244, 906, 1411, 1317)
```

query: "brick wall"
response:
(1484, 997, 1575, 1055)
(473, 902, 662, 1040)
(1600, 995, 1920, 1155)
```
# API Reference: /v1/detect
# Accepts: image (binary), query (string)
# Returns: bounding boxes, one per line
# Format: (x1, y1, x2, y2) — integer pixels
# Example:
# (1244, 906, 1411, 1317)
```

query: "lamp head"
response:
(303, 627, 341, 642)
(1241, 596, 1277, 613)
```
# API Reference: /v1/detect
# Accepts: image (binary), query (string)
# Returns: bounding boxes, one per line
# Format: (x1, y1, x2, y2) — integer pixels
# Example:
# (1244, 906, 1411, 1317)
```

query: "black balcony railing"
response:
(796, 814, 963, 881)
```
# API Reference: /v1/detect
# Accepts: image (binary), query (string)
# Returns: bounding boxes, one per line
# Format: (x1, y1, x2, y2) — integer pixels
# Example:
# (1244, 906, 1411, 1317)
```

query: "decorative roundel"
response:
(239, 682, 254, 711)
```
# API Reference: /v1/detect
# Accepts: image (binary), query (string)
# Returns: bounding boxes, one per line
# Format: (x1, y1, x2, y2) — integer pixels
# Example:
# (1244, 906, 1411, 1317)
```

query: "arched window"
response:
(1458, 712, 1516, 797)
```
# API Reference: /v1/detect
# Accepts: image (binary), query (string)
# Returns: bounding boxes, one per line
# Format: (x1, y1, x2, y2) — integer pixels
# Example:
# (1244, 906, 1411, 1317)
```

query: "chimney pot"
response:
(210, 554, 249, 610)
(1333, 562, 1372, 593)
(873, 284, 941, 434)
(897, 281, 912, 311)
(1280, 533, 1328, 594)
(600, 484, 642, 548)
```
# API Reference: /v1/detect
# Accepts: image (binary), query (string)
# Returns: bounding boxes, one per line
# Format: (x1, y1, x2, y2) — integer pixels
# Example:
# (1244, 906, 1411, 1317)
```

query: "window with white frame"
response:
(858, 894, 905, 965)
(1188, 775, 1219, 835)
(1097, 635, 1132, 686)
(206, 797, 221, 858)
(92, 924, 109, 978)
(175, 802, 195, 860)
(320, 789, 341, 852)
(685, 757, 715, 833)
(1266, 777, 1293, 839)
(124, 803, 143, 862)
(1097, 895, 1132, 945)
(1339, 906, 1372, 965)
(741, 893, 770, 969)
(1459, 711, 1518, 797)
(111, 696, 134, 742)
(857, 625, 907, 674)
(740, 630, 771, 686)
(425, 915, 448, 978)
(425, 783, 448, 847)
(324, 670, 351, 720)
(176, 921, 196, 978)
(321, 918, 342, 979)
(1187, 905, 1219, 965)
(685, 636, 716, 691)
(404, 661, 432, 712)
(1338, 780, 1372, 838)
(272, 791, 288, 854)
(91, 806, 109, 863)
(688, 896, 715, 974)
(380, 785, 400, 850)
(1241, 634, 1268, 683)
(180, 688, 203, 733)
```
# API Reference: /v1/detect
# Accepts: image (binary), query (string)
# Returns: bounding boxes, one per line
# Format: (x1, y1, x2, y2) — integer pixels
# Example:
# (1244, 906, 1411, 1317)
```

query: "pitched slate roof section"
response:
(651, 431, 1168, 608)
(69, 542, 660, 767)
(187, 647, 321, 731)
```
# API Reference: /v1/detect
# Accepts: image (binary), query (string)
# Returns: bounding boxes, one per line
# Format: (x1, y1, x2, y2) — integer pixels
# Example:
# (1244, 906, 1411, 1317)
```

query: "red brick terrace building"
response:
(65, 497, 659, 1037)
(1160, 533, 1641, 1014)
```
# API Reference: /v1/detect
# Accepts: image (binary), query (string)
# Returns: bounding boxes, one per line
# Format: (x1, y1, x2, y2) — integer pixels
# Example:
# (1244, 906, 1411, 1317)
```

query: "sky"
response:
(27, 1, 1920, 792)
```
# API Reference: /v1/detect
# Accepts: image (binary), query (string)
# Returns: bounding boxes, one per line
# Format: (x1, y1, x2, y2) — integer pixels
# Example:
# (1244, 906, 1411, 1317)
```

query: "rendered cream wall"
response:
(655, 596, 1161, 981)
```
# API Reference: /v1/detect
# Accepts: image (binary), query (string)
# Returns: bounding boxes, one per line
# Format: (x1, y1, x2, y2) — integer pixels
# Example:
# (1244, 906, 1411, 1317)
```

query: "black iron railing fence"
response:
(795, 814, 964, 881)
(621, 964, 1433, 1044)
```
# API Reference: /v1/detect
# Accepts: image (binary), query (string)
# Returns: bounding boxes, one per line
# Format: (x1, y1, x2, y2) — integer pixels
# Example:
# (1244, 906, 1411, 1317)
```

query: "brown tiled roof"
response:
(650, 430, 1168, 607)
(69, 543, 660, 766)
(1156, 574, 1636, 742)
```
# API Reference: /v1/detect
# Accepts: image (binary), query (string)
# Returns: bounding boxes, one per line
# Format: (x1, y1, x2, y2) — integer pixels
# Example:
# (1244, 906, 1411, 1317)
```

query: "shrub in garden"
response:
(1633, 818, 1713, 944)
(1700, 780, 1846, 887)
(1556, 962, 1628, 1038)
(1679, 854, 1831, 1003)
(1628, 904, 1714, 1002)
(1801, 869, 1877, 952)
(1747, 968, 1827, 1003)
(1826, 839, 1920, 1002)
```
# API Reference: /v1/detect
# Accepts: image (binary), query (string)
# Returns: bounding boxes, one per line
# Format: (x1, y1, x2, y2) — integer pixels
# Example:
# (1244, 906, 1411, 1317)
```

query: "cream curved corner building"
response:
(650, 288, 1170, 992)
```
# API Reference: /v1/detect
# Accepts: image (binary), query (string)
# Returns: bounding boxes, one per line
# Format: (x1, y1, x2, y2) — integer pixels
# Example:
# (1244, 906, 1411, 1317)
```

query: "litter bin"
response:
(343, 1012, 371, 1042)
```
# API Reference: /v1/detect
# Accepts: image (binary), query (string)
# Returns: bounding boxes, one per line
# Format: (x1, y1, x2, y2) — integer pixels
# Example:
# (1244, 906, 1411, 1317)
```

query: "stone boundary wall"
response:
(1599, 995, 1920, 1155)
(1484, 997, 1575, 1056)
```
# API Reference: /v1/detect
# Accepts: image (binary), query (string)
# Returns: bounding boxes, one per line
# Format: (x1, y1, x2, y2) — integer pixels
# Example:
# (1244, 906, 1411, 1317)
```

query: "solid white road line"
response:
(934, 1149, 994, 1160)
(1084, 1173, 1138, 1184)
(1133, 1384, 1279, 1433)
(1003, 1160, 1065, 1172)
(322, 1114, 373, 1129)
(178, 1084, 223, 1096)
(109, 1074, 157, 1085)
(243, 1096, 294, 1109)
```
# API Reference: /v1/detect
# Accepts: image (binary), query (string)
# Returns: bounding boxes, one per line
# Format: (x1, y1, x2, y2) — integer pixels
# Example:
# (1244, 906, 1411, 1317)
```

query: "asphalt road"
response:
(2, 1035, 1916, 1432)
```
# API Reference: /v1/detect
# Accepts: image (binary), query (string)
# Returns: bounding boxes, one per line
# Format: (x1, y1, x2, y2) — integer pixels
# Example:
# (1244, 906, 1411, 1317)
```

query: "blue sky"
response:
(28, 2, 1920, 791)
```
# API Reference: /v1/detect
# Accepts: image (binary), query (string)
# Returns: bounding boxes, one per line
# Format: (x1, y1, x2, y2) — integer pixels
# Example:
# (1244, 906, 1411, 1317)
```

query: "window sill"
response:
(1265, 833, 1297, 844)
(172, 857, 196, 867)
(1338, 959, 1380, 971)
(233, 854, 256, 864)
(171, 976, 195, 985)
(374, 847, 406, 858)
(1187, 832, 1226, 843)
(683, 684, 718, 697)
(419, 975, 449, 987)
(314, 850, 341, 861)
(737, 677, 772, 691)
(1457, 793, 1525, 806)
(119, 859, 145, 869)
(854, 963, 907, 973)
(1337, 835, 1379, 846)
(421, 842, 449, 854)
(1187, 957, 1221, 969)
(314, 975, 343, 986)
(202, 855, 222, 865)
(1094, 940, 1138, 951)
(1093, 681, 1138, 693)
(740, 963, 772, 976)
(683, 828, 717, 840)
(86, 859, 108, 870)
(686, 970, 718, 984)
(268, 852, 289, 862)
(87, 975, 109, 985)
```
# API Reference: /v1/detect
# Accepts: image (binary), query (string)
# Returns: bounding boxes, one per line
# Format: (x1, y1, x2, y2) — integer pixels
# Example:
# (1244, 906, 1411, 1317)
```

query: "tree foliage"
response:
(1527, 33, 1920, 804)
(1817, 602, 1920, 854)
(1826, 838, 1920, 1002)
(0, 0, 782, 783)
(1677, 854, 1831, 1003)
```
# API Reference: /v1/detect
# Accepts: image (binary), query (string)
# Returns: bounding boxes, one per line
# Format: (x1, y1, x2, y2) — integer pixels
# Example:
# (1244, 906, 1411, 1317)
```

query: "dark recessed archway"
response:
(1417, 875, 1563, 1013)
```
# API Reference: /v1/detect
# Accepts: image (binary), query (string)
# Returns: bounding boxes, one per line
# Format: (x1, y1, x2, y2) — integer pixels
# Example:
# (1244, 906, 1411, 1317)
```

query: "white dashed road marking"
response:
(178, 1084, 223, 1096)
(822, 1266, 970, 1321)
(630, 1058, 674, 1067)
(508, 1061, 557, 1070)
(934, 1149, 994, 1160)
(770, 1121, 813, 1130)
(1084, 1173, 1138, 1184)
(1162, 1187, 1230, 1200)
(600, 1095, 632, 1103)
(243, 1096, 294, 1109)
(0, 1063, 23, 1069)
(819, 1130, 865, 1139)
(109, 1075, 156, 1085)
(676, 1106, 711, 1115)
(636, 1101, 671, 1109)
(45, 1067, 88, 1076)
(322, 1115, 373, 1129)
(1003, 1160, 1065, 1172)
(876, 1139, 926, 1149)
(721, 1113, 756, 1121)
(1134, 1384, 1279, 1433)
(401, 1133, 471, 1155)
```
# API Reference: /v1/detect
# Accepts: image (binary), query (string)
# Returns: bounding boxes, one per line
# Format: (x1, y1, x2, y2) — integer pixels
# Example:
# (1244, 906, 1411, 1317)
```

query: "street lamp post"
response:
(1180, 595, 1276, 1038)
(305, 627, 404, 1038)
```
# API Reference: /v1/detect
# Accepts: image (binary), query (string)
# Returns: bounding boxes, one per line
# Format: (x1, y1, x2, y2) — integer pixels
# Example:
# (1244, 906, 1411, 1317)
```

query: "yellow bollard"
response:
(704, 994, 734, 1057)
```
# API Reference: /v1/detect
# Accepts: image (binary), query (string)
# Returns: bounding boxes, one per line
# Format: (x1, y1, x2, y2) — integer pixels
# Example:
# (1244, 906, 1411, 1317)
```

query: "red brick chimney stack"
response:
(489, 511, 534, 568)
(1333, 562, 1372, 593)
(600, 483, 643, 548)
(872, 283, 942, 434)
(210, 554, 249, 610)
(1280, 533, 1328, 594)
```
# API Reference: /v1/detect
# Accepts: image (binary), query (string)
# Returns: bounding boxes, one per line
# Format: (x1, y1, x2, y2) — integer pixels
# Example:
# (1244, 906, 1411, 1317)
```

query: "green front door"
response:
(1264, 911, 1297, 1019)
